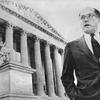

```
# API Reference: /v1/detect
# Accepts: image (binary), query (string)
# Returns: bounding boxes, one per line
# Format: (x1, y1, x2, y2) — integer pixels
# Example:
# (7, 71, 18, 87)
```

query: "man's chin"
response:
(84, 30, 96, 34)
(83, 28, 96, 34)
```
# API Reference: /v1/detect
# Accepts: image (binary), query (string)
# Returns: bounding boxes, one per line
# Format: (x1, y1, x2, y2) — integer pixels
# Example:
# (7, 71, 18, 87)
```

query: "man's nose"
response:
(84, 17, 89, 22)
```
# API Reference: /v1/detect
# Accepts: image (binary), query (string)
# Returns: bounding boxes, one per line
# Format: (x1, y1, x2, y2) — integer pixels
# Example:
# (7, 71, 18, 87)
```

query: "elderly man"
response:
(61, 7, 100, 100)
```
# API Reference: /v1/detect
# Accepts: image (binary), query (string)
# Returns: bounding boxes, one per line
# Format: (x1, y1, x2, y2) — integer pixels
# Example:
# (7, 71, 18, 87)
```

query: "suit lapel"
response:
(78, 36, 99, 64)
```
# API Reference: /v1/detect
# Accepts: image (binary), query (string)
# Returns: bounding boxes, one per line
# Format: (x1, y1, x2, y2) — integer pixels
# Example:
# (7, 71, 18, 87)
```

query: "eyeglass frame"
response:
(79, 13, 98, 20)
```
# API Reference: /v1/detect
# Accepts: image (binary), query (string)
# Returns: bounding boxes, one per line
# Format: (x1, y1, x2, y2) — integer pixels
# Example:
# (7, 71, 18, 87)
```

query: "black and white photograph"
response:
(0, 0, 100, 100)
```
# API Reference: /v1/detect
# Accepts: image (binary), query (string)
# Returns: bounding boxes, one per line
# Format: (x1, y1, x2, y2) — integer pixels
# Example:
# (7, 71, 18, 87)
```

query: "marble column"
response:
(5, 22, 15, 61)
(53, 46, 65, 97)
(44, 42, 55, 97)
(20, 31, 29, 66)
(34, 37, 45, 96)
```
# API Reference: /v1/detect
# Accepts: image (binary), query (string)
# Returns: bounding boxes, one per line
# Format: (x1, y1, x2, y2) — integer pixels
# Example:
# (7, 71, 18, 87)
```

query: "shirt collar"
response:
(83, 31, 100, 39)
(83, 31, 100, 45)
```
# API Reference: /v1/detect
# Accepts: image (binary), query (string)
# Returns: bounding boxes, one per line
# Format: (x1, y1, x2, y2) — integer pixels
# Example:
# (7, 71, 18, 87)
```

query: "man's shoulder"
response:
(67, 36, 83, 46)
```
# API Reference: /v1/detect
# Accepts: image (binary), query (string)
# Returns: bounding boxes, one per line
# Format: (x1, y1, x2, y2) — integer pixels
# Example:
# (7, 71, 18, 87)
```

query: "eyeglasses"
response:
(80, 13, 97, 20)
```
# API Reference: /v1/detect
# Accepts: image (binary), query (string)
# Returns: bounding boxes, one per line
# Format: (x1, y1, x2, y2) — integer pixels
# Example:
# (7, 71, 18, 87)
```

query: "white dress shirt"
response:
(84, 32, 100, 54)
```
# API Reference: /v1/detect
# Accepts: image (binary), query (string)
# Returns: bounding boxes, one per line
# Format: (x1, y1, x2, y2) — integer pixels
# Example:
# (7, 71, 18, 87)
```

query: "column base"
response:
(0, 61, 35, 97)
(0, 94, 69, 100)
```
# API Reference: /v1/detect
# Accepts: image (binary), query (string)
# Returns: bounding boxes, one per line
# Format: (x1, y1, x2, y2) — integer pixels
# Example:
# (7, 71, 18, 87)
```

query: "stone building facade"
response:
(0, 0, 69, 100)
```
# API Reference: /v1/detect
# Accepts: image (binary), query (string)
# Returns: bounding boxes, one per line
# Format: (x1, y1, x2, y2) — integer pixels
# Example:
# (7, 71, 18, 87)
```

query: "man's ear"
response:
(98, 18, 100, 22)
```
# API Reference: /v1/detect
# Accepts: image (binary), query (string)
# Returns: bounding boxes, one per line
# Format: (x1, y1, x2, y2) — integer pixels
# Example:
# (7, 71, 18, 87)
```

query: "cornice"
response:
(0, 3, 67, 44)
(0, 61, 36, 74)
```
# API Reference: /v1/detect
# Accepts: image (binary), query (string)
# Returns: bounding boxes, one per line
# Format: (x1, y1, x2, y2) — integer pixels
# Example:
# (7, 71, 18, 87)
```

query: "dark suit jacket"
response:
(61, 36, 100, 99)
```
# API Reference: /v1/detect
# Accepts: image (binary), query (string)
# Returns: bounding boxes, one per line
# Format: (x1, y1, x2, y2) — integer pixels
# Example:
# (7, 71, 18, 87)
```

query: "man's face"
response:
(79, 8, 100, 34)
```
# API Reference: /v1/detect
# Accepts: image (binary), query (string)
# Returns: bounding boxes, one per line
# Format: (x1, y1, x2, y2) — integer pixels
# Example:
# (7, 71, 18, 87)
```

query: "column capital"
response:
(5, 22, 13, 28)
(43, 40, 50, 47)
(59, 49, 64, 55)
(20, 30, 28, 37)
(33, 35, 40, 42)
(52, 45, 59, 50)
(52, 45, 64, 55)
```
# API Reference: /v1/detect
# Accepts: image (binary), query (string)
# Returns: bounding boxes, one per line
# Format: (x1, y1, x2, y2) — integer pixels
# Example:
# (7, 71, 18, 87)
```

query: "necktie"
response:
(91, 34, 100, 61)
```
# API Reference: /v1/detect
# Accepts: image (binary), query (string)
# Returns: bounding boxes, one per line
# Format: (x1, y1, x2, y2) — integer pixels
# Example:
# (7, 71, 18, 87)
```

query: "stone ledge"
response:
(0, 94, 69, 100)
(0, 61, 36, 74)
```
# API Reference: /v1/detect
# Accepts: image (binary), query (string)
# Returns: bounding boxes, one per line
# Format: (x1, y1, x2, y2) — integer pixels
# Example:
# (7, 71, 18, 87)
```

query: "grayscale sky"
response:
(20, 0, 100, 42)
